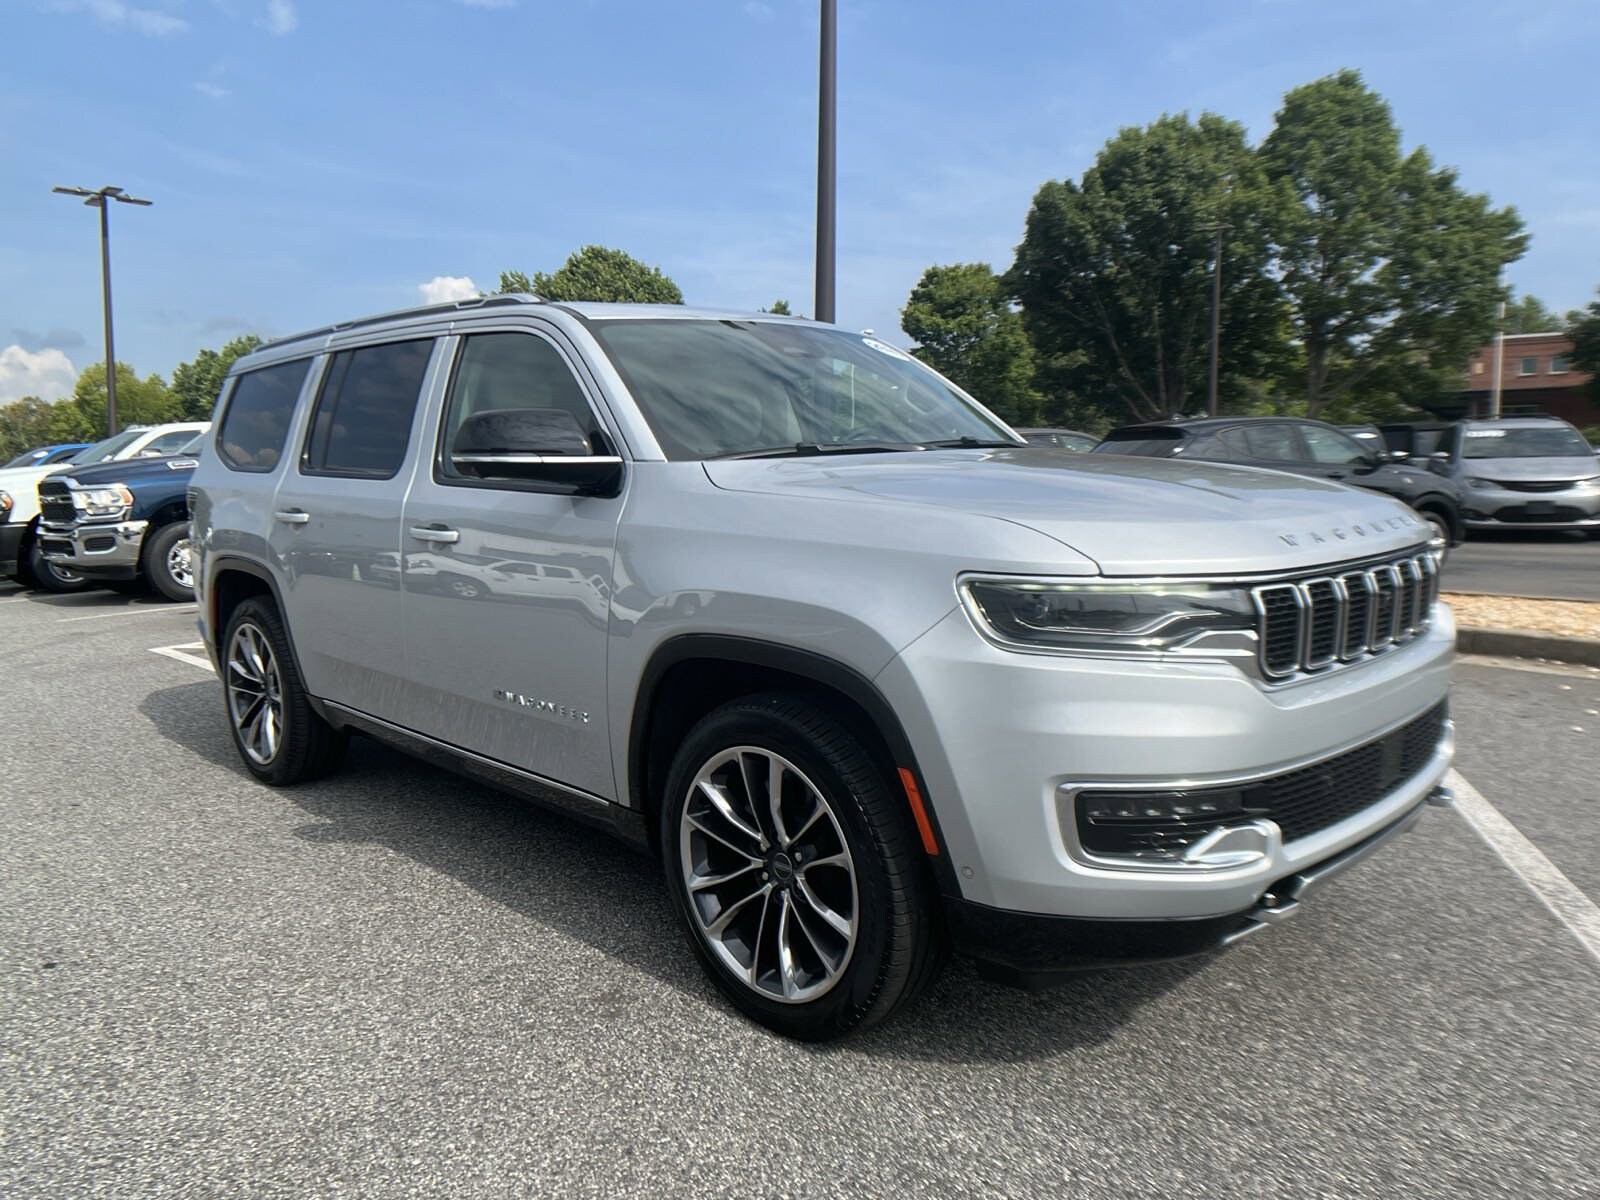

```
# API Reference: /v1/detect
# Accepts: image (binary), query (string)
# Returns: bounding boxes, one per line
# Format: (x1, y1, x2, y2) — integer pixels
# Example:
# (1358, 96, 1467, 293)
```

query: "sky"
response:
(3, 0, 1599, 405)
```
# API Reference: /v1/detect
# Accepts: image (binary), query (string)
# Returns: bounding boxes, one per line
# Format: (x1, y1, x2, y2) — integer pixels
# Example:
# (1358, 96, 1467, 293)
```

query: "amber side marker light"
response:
(897, 767, 940, 856)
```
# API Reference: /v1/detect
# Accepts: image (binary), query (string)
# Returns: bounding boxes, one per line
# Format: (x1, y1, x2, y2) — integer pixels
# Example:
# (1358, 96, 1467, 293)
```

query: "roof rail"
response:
(254, 293, 546, 352)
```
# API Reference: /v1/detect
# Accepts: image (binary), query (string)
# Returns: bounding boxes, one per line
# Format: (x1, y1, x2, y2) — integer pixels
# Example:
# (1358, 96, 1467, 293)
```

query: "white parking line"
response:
(149, 641, 214, 672)
(1449, 768, 1600, 965)
(59, 604, 198, 623)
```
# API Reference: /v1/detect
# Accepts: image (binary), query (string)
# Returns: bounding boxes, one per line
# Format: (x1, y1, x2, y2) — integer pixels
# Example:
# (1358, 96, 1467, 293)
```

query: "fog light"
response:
(1080, 789, 1246, 823)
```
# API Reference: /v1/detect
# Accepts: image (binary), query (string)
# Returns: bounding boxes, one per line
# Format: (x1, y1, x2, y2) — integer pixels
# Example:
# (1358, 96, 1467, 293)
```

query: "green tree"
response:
(1500, 293, 1563, 335)
(50, 363, 176, 441)
(761, 299, 793, 315)
(1568, 290, 1600, 397)
(169, 335, 263, 420)
(498, 245, 683, 304)
(1261, 69, 1526, 417)
(0, 396, 57, 462)
(901, 263, 1041, 423)
(1009, 112, 1284, 423)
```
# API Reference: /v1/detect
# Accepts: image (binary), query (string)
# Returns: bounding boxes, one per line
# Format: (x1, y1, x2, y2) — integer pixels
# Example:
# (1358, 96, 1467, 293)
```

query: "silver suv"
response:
(189, 296, 1455, 1039)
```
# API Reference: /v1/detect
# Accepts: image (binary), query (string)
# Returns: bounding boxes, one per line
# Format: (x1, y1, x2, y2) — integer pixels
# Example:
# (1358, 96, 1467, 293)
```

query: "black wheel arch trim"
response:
(206, 555, 312, 693)
(629, 633, 962, 895)
(1410, 494, 1464, 542)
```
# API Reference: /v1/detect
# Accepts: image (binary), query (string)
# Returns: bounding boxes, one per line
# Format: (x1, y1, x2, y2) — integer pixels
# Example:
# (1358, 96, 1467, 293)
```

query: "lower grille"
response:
(1076, 701, 1449, 860)
(1492, 480, 1574, 494)
(1492, 505, 1587, 523)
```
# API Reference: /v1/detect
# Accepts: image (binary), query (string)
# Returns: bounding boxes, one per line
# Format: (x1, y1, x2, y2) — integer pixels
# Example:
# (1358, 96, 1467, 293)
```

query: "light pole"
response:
(814, 0, 836, 324)
(52, 184, 153, 436)
(1203, 222, 1229, 418)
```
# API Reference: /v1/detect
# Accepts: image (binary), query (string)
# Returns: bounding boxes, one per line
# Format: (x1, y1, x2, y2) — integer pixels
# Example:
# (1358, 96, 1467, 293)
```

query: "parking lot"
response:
(2, 580, 1597, 1200)
(1445, 532, 1600, 602)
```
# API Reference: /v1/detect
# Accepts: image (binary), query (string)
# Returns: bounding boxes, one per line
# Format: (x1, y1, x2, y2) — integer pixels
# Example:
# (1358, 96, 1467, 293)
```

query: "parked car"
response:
(189, 296, 1453, 1040)
(37, 433, 207, 600)
(1421, 416, 1600, 536)
(1093, 416, 1465, 549)
(1015, 427, 1098, 452)
(3, 442, 90, 469)
(0, 422, 209, 592)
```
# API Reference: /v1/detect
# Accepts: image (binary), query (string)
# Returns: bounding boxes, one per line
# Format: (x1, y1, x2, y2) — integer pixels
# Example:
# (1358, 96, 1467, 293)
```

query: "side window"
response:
(303, 339, 434, 479)
(1300, 425, 1367, 465)
(1239, 423, 1301, 461)
(217, 359, 313, 472)
(438, 332, 604, 481)
(143, 430, 198, 456)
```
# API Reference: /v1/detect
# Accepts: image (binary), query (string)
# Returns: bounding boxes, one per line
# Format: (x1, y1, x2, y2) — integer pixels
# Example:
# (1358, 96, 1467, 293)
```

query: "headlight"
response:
(72, 484, 134, 518)
(0, 490, 12, 522)
(961, 578, 1257, 654)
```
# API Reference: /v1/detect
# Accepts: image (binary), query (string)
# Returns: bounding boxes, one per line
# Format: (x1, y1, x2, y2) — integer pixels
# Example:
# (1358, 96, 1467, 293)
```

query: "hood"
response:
(704, 448, 1430, 575)
(1462, 456, 1600, 483)
(50, 453, 200, 487)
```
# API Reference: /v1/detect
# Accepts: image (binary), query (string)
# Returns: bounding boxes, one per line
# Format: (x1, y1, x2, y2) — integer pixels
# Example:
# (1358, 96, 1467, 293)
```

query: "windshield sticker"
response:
(1466, 430, 1506, 437)
(861, 337, 912, 360)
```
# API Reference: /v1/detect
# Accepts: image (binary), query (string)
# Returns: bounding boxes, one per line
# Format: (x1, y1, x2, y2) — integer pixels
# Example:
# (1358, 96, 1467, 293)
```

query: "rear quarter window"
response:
(218, 359, 314, 472)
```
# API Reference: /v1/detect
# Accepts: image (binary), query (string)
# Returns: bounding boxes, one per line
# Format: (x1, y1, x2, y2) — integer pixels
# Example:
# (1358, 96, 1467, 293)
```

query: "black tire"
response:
(221, 597, 347, 785)
(440, 575, 485, 600)
(659, 693, 945, 1041)
(26, 532, 91, 594)
(142, 521, 196, 602)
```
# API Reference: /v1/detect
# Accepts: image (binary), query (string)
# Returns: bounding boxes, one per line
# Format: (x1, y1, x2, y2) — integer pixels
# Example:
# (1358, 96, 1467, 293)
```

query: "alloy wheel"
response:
(226, 622, 283, 765)
(167, 537, 195, 590)
(678, 746, 859, 1004)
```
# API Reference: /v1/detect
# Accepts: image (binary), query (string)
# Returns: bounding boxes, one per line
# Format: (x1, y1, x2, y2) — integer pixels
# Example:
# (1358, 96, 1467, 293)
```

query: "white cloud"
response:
(417, 275, 480, 304)
(0, 346, 78, 404)
(194, 80, 231, 99)
(261, 0, 296, 34)
(58, 0, 188, 36)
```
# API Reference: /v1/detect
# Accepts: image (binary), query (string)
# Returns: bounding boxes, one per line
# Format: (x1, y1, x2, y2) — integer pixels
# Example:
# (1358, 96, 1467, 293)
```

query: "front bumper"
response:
(877, 602, 1455, 921)
(1461, 483, 1600, 530)
(947, 785, 1452, 986)
(0, 521, 23, 576)
(38, 519, 147, 579)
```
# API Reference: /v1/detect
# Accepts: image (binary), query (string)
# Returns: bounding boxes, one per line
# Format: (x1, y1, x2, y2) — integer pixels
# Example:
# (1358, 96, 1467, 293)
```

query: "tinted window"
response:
(304, 340, 433, 478)
(1221, 424, 1300, 461)
(439, 332, 600, 479)
(218, 360, 312, 472)
(41, 445, 85, 464)
(1091, 429, 1185, 457)
(1462, 424, 1592, 459)
(75, 429, 144, 465)
(1300, 425, 1368, 465)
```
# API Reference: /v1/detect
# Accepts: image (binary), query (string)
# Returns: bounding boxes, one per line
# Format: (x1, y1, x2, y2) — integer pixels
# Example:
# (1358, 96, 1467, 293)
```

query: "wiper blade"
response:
(710, 442, 923, 460)
(920, 436, 1023, 449)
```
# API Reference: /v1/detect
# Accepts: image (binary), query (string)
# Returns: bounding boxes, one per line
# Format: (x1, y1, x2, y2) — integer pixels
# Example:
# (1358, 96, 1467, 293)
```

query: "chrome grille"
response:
(1252, 549, 1439, 680)
(37, 478, 76, 528)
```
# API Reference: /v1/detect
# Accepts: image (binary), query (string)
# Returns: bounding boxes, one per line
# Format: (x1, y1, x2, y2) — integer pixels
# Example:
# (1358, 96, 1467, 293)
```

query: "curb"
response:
(1457, 625, 1600, 668)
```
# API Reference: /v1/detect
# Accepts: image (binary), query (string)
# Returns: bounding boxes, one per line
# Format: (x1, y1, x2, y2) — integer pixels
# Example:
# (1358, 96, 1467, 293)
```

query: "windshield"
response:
(587, 319, 1016, 460)
(1462, 425, 1592, 459)
(3, 449, 43, 468)
(1091, 429, 1185, 457)
(178, 434, 205, 455)
(73, 429, 145, 465)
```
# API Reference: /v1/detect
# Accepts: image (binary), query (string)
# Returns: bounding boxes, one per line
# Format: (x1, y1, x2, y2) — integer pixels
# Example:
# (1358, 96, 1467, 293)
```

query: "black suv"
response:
(1094, 417, 1464, 547)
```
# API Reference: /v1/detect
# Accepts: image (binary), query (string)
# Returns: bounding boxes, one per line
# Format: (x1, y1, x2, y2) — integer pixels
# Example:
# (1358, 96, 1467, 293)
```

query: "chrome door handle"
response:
(410, 525, 460, 544)
(274, 510, 310, 525)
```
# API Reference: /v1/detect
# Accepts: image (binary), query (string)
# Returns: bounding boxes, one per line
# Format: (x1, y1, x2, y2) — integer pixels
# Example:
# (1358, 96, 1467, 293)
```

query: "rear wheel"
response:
(221, 598, 346, 785)
(659, 694, 945, 1040)
(143, 522, 196, 602)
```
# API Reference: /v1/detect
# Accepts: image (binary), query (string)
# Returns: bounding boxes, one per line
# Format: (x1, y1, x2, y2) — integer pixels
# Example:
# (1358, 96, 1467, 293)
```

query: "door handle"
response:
(274, 510, 310, 525)
(410, 525, 460, 544)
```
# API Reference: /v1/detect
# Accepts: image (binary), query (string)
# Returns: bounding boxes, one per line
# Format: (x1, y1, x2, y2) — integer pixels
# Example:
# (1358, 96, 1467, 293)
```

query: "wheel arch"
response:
(628, 634, 958, 893)
(1410, 494, 1463, 542)
(207, 555, 310, 684)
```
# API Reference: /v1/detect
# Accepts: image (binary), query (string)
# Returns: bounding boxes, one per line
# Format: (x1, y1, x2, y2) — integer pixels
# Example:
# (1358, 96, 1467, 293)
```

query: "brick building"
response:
(1458, 331, 1597, 426)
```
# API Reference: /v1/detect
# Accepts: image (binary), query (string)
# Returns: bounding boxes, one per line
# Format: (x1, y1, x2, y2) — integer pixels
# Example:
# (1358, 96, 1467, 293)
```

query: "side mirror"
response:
(1386, 448, 1410, 462)
(450, 408, 623, 497)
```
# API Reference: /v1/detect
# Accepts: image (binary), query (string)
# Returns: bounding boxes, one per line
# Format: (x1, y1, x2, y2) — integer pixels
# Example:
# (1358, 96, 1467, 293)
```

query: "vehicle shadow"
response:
(138, 679, 1203, 1065)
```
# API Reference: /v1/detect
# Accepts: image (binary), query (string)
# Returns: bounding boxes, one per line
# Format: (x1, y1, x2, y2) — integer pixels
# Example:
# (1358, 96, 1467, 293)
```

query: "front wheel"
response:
(27, 534, 90, 594)
(659, 694, 945, 1040)
(143, 522, 196, 602)
(1418, 511, 1452, 561)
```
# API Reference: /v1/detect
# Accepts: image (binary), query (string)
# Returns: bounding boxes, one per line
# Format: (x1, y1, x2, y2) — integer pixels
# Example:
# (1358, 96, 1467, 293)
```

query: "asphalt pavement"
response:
(1443, 531, 1600, 601)
(2, 583, 1597, 1199)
